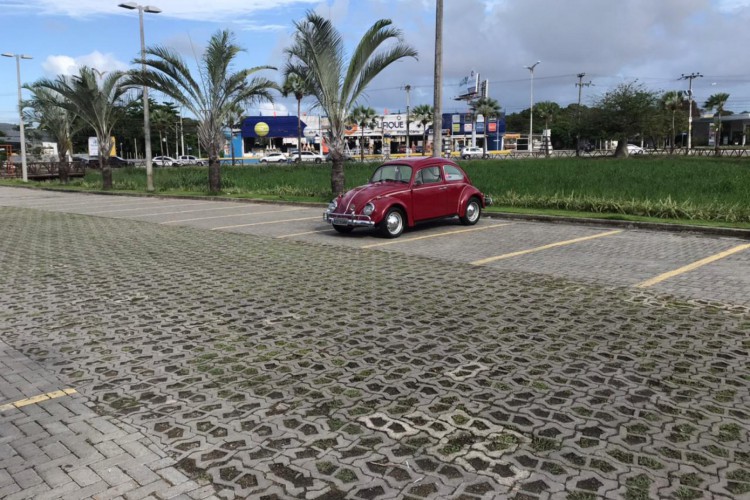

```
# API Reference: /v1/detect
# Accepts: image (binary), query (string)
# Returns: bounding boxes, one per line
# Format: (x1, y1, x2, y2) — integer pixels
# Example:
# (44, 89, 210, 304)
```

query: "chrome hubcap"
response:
(386, 212, 403, 234)
(467, 202, 479, 222)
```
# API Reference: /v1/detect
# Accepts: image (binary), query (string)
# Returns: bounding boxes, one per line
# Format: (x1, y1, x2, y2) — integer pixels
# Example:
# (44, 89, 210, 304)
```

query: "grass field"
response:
(11, 155, 750, 227)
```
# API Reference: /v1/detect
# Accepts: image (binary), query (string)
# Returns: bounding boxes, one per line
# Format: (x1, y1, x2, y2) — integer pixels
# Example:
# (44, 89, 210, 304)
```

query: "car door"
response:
(441, 164, 467, 215)
(411, 165, 447, 221)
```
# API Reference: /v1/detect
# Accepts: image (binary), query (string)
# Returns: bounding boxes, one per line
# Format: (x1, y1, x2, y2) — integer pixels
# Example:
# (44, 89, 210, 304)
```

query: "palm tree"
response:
(348, 105, 378, 162)
(470, 98, 500, 157)
(23, 83, 82, 183)
(704, 92, 730, 155)
(281, 73, 311, 163)
(284, 11, 417, 195)
(35, 67, 131, 189)
(411, 104, 433, 156)
(534, 101, 559, 157)
(127, 29, 278, 193)
(661, 90, 684, 153)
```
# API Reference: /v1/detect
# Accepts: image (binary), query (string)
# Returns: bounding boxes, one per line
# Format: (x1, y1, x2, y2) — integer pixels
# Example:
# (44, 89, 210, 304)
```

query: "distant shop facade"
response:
(233, 112, 507, 157)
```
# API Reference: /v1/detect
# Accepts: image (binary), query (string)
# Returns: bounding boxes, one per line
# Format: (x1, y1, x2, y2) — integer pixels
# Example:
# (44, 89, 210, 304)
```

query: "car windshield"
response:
(370, 164, 412, 183)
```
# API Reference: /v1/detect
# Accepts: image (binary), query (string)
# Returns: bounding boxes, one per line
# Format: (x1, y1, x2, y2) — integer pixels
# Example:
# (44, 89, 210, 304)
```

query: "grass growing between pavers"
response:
(5, 155, 750, 226)
(1, 207, 748, 498)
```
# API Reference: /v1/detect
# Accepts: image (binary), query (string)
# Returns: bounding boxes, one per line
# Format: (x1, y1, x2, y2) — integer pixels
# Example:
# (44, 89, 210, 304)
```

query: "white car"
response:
(627, 144, 645, 155)
(460, 146, 485, 160)
(178, 155, 206, 166)
(152, 156, 179, 166)
(287, 151, 324, 163)
(259, 152, 288, 163)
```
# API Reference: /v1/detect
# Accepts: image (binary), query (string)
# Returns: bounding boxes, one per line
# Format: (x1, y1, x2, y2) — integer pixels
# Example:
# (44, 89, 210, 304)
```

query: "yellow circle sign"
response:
(254, 122, 270, 137)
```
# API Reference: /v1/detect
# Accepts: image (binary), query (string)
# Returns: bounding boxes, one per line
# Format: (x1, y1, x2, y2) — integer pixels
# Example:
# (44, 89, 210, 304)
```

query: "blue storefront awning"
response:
(241, 116, 308, 138)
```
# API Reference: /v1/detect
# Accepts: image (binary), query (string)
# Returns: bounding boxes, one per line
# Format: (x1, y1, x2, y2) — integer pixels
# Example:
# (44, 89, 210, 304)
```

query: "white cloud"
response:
(42, 51, 129, 76)
(24, 0, 320, 23)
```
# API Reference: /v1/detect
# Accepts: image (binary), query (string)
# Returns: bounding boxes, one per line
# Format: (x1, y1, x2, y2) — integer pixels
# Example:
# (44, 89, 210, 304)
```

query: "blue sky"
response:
(2, 0, 750, 125)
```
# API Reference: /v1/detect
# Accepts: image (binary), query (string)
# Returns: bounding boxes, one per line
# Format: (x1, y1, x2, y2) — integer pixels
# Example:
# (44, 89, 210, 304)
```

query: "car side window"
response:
(444, 165, 465, 182)
(417, 166, 441, 185)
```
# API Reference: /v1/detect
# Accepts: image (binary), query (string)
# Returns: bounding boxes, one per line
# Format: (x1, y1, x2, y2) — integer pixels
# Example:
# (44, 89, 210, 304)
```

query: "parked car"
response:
(323, 156, 492, 238)
(152, 156, 179, 166)
(259, 152, 288, 163)
(86, 155, 129, 167)
(460, 146, 485, 160)
(325, 152, 354, 161)
(627, 144, 645, 155)
(178, 155, 206, 166)
(287, 151, 324, 163)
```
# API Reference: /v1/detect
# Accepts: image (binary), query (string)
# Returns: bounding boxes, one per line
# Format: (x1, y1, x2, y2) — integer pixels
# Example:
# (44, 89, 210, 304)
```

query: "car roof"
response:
(381, 156, 458, 168)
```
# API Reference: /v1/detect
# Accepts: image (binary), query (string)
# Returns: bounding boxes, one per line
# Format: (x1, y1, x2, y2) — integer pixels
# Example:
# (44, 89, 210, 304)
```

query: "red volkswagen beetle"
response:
(324, 157, 492, 238)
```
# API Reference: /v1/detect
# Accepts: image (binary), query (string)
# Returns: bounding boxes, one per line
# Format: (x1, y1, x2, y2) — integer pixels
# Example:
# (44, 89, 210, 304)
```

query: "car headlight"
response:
(362, 202, 375, 216)
(327, 199, 338, 212)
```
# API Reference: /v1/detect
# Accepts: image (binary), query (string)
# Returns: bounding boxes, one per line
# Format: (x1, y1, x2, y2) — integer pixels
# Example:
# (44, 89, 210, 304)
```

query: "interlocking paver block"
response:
(0, 201, 748, 499)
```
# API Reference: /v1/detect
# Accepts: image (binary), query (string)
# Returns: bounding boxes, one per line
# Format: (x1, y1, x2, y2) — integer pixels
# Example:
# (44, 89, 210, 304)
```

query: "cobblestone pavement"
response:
(1, 206, 749, 499)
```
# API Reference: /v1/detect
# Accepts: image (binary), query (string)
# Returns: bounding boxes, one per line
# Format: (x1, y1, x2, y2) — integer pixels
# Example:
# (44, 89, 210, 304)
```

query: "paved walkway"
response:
(0, 204, 748, 499)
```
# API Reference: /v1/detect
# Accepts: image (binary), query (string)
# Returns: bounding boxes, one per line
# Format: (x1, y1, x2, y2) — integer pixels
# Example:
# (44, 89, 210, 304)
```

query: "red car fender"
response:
(372, 198, 410, 227)
(457, 186, 485, 216)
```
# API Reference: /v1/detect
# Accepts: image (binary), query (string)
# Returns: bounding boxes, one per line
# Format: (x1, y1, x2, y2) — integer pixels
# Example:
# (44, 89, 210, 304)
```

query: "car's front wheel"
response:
(332, 225, 354, 234)
(460, 197, 482, 225)
(315, 158, 322, 164)
(379, 207, 405, 238)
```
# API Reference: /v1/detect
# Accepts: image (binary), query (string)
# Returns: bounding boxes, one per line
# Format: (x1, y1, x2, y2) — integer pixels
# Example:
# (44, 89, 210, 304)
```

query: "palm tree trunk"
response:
(209, 159, 221, 193)
(715, 117, 721, 155)
(102, 161, 113, 190)
(360, 128, 365, 162)
(331, 158, 345, 195)
(670, 111, 675, 154)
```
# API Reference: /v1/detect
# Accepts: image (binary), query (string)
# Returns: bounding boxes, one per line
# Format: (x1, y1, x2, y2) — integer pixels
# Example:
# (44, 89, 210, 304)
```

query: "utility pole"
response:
(525, 61, 540, 152)
(679, 72, 702, 154)
(575, 72, 592, 156)
(405, 84, 411, 157)
(432, 0, 443, 158)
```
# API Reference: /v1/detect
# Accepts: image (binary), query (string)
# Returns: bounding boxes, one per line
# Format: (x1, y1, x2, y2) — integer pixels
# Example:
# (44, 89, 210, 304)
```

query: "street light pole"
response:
(575, 72, 592, 156)
(2, 53, 32, 182)
(404, 84, 411, 157)
(119, 2, 161, 192)
(680, 72, 702, 153)
(525, 61, 540, 152)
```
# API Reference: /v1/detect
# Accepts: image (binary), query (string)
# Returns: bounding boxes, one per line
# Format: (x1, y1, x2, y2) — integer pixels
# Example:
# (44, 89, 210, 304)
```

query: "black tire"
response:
(260, 159, 267, 163)
(315, 158, 322, 164)
(379, 207, 405, 238)
(333, 225, 354, 234)
(460, 197, 482, 225)
(462, 155, 470, 160)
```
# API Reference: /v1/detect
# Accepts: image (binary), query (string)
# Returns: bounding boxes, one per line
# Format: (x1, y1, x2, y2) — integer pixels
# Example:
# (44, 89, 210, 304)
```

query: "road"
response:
(0, 186, 748, 499)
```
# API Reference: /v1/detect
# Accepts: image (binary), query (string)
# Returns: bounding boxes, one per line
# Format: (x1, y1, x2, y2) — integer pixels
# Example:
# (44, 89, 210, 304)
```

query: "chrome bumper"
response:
(484, 195, 493, 206)
(323, 212, 375, 228)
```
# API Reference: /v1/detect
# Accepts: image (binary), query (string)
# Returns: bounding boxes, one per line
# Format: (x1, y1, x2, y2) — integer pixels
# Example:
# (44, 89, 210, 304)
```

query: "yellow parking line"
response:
(276, 229, 332, 238)
(362, 223, 513, 249)
(212, 216, 320, 230)
(471, 229, 623, 265)
(161, 207, 304, 224)
(635, 243, 750, 288)
(0, 388, 77, 412)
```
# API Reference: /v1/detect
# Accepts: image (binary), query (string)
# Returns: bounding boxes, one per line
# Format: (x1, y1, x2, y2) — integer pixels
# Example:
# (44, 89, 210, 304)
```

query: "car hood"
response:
(338, 182, 409, 211)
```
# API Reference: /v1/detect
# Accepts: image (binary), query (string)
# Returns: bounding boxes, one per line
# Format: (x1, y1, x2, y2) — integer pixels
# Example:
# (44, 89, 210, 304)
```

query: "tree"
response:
(595, 81, 659, 157)
(348, 105, 378, 162)
(470, 98, 501, 156)
(23, 83, 83, 183)
(284, 11, 417, 195)
(411, 104, 433, 156)
(35, 67, 131, 189)
(704, 92, 730, 154)
(281, 73, 311, 163)
(128, 29, 277, 193)
(534, 101, 559, 157)
(660, 90, 685, 153)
